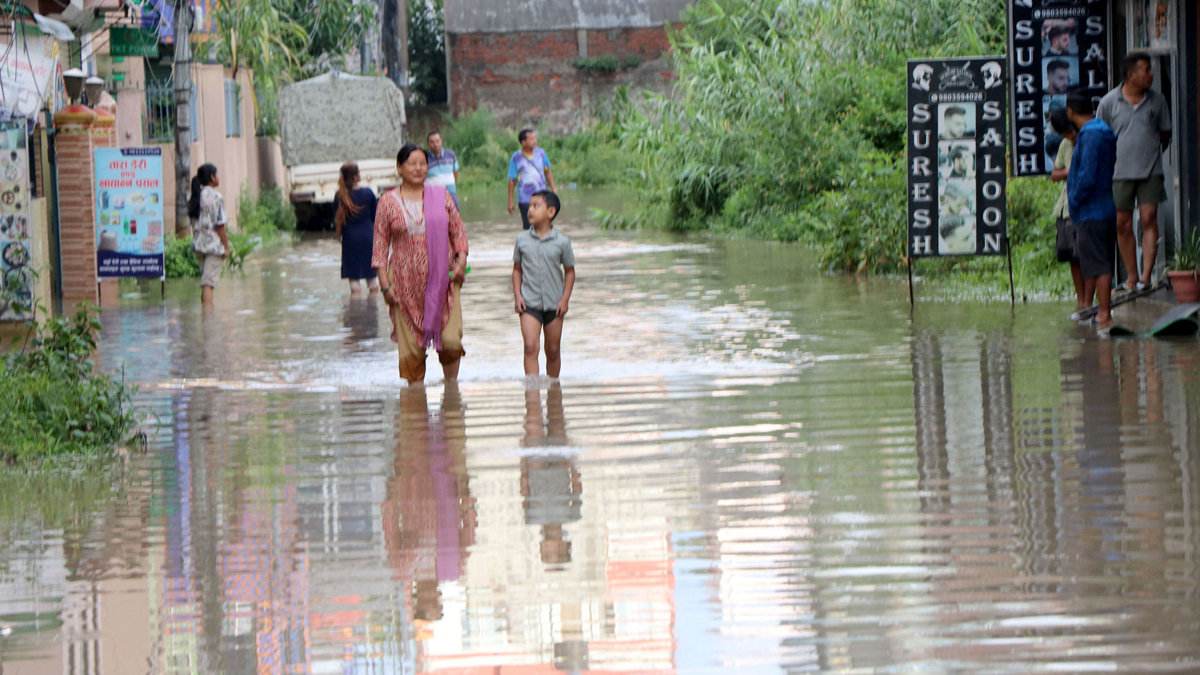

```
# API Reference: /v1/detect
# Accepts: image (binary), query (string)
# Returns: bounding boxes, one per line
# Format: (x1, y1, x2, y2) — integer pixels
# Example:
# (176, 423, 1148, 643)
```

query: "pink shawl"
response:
(421, 185, 451, 351)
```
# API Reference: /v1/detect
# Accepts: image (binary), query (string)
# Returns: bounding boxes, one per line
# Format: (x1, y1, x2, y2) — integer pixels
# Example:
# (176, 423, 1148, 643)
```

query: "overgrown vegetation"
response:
(608, 0, 1061, 288)
(575, 55, 641, 75)
(0, 307, 139, 464)
(442, 108, 636, 190)
(200, 0, 375, 135)
(408, 0, 448, 104)
(166, 186, 296, 278)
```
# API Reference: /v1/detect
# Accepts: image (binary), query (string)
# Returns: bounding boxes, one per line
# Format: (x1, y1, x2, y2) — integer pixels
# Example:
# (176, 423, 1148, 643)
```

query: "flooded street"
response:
(2, 189, 1200, 674)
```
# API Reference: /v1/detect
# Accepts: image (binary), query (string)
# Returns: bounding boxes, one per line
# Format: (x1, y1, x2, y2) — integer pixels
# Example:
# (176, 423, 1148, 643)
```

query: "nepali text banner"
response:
(907, 57, 1008, 258)
(94, 147, 166, 279)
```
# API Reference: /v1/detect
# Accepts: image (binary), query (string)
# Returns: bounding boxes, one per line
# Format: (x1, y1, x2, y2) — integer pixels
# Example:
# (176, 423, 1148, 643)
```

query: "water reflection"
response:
(521, 383, 581, 567)
(1, 194, 1198, 673)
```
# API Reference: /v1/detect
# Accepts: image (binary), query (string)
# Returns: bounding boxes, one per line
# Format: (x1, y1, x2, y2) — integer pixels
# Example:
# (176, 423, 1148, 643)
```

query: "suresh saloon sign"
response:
(907, 57, 1009, 258)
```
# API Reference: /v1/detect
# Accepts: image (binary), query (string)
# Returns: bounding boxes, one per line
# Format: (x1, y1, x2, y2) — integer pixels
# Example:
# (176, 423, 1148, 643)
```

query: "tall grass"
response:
(440, 108, 636, 190)
(613, 0, 1027, 279)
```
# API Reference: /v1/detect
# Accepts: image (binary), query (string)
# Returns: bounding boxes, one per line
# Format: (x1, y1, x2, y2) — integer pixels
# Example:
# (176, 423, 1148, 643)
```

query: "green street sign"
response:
(110, 27, 159, 58)
(112, 73, 126, 83)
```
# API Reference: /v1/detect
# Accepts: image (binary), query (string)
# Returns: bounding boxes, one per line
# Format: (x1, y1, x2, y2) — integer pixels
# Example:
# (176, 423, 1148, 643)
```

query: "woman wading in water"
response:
(373, 143, 469, 384)
(188, 163, 228, 308)
(335, 162, 379, 294)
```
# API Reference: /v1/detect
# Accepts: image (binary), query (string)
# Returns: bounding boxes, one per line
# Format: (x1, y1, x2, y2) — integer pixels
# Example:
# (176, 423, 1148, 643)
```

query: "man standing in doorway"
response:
(1097, 52, 1173, 291)
(426, 131, 461, 208)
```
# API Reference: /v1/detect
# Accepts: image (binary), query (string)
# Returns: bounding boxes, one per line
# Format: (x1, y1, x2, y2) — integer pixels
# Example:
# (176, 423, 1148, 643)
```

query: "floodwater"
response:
(2, 188, 1200, 674)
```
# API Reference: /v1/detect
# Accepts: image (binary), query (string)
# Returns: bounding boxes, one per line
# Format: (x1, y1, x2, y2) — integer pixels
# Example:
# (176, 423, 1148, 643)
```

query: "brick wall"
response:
(55, 123, 98, 304)
(449, 25, 676, 133)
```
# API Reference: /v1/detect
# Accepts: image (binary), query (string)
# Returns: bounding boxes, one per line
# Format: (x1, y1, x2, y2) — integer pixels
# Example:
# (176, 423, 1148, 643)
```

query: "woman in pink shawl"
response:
(373, 143, 469, 384)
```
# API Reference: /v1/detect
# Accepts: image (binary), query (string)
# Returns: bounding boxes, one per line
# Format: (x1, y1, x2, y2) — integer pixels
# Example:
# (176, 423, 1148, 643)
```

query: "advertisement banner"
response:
(0, 33, 57, 119)
(94, 148, 165, 279)
(1009, 0, 1110, 176)
(0, 118, 32, 320)
(907, 57, 1008, 258)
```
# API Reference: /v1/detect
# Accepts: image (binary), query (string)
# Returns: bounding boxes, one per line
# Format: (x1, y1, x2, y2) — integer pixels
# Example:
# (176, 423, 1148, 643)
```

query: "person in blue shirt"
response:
(1066, 93, 1119, 331)
(506, 129, 557, 230)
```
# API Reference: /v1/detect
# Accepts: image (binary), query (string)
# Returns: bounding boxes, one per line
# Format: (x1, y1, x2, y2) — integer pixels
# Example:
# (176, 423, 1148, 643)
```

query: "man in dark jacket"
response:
(1066, 93, 1119, 331)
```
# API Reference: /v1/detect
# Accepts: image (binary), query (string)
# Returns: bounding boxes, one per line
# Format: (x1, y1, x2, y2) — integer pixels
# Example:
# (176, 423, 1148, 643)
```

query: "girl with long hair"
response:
(188, 163, 228, 307)
(335, 162, 379, 294)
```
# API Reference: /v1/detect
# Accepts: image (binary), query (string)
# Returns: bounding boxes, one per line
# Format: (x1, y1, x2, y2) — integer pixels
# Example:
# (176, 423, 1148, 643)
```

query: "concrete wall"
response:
(445, 0, 692, 32)
(115, 63, 262, 234)
(446, 0, 690, 132)
(449, 25, 677, 132)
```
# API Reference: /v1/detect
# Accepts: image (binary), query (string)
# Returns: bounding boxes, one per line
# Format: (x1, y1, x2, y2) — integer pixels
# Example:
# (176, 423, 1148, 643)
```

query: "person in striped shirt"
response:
(426, 131, 460, 208)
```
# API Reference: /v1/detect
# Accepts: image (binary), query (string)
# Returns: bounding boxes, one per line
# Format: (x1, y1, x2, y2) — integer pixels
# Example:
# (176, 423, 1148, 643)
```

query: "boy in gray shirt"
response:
(1096, 52, 1172, 291)
(513, 190, 576, 378)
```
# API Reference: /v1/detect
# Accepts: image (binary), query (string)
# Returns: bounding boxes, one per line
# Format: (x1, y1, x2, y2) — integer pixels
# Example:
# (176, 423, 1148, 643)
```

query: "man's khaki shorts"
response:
(1112, 175, 1166, 212)
(393, 292, 465, 383)
(196, 251, 223, 288)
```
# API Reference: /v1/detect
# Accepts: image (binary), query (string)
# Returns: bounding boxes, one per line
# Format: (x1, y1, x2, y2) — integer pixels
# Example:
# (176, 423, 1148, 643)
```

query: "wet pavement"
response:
(2, 189, 1200, 674)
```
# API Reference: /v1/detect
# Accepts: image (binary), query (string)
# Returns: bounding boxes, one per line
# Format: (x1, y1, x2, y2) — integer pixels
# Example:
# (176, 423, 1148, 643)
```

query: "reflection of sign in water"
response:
(94, 148, 166, 279)
(1008, 0, 1110, 177)
(0, 119, 32, 320)
(907, 58, 1008, 258)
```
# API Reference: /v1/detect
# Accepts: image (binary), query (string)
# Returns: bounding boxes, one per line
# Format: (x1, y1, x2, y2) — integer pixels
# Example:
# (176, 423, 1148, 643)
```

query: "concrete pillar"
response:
(53, 104, 117, 306)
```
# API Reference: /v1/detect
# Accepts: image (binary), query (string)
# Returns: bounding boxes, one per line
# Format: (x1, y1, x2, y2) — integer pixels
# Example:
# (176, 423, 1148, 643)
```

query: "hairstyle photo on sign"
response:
(939, 179, 976, 217)
(1042, 57, 1078, 96)
(938, 141, 976, 179)
(939, 103, 975, 140)
(939, 215, 977, 255)
(1042, 19, 1078, 55)
(1041, 94, 1068, 169)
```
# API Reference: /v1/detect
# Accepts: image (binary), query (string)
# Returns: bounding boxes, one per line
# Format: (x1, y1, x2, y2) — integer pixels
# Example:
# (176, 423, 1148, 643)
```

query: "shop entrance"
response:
(1112, 0, 1185, 278)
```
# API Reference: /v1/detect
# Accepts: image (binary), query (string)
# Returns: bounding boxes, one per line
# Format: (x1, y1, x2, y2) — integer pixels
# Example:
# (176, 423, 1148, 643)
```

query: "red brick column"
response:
(53, 106, 112, 305)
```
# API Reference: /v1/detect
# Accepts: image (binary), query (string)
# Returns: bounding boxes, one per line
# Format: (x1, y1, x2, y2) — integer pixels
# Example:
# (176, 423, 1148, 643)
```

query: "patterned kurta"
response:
(372, 189, 468, 341)
(191, 186, 228, 255)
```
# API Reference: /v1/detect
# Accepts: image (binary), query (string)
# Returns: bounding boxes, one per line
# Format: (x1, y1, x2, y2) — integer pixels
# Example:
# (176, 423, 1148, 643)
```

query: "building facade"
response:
(444, 0, 694, 132)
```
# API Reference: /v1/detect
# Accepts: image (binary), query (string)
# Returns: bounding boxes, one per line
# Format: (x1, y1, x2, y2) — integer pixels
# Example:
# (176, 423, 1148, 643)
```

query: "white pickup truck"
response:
(278, 72, 407, 226)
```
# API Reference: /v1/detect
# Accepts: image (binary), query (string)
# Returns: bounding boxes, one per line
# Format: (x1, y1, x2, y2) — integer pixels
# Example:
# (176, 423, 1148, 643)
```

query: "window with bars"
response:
(144, 81, 198, 144)
(224, 78, 241, 138)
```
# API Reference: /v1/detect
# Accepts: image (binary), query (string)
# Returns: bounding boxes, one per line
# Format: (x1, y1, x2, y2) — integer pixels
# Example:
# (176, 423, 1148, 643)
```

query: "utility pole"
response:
(173, 0, 193, 238)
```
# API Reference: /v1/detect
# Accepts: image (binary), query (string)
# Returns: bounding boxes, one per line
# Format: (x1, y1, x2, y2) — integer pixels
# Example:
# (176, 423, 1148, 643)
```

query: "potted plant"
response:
(1168, 229, 1200, 303)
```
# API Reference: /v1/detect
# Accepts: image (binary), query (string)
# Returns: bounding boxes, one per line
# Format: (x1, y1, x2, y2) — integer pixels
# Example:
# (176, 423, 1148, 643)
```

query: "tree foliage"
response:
(201, 0, 376, 135)
(408, 0, 447, 104)
(615, 0, 1007, 274)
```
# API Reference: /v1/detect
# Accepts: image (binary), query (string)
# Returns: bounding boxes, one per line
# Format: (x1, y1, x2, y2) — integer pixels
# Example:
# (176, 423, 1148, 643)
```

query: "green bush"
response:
(0, 306, 139, 463)
(238, 185, 297, 236)
(165, 237, 200, 278)
(575, 54, 641, 75)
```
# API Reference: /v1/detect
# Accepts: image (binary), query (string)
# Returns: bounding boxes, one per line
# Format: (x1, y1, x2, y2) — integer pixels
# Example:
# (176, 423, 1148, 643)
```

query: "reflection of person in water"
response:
(341, 296, 380, 351)
(382, 385, 477, 627)
(520, 383, 581, 566)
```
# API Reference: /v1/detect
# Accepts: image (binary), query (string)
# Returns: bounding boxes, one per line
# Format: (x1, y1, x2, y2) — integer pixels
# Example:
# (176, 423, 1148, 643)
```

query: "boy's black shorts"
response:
(524, 307, 560, 326)
(1076, 219, 1116, 279)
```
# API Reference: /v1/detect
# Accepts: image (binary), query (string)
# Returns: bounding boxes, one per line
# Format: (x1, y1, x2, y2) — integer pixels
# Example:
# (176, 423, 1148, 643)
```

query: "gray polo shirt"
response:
(514, 226, 575, 310)
(1096, 85, 1172, 180)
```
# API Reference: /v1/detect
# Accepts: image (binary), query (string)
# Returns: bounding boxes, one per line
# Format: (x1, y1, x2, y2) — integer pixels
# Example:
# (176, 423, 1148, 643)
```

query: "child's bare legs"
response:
(367, 278, 380, 293)
(521, 313, 543, 375)
(543, 317, 564, 378)
(349, 279, 362, 295)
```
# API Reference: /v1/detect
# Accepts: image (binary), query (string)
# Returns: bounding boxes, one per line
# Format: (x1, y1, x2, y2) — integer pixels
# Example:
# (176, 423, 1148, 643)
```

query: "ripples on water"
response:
(1, 190, 1198, 674)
